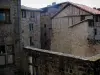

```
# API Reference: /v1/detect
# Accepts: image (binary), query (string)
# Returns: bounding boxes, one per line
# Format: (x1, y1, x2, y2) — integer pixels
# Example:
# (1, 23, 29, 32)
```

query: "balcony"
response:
(23, 46, 100, 75)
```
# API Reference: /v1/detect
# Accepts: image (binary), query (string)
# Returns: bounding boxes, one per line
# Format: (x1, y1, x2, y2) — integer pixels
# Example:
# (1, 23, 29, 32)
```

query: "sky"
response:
(21, 0, 100, 8)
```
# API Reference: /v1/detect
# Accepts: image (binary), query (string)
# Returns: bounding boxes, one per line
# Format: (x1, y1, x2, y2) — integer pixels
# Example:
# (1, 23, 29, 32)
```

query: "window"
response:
(0, 56, 5, 65)
(30, 37, 34, 46)
(8, 55, 13, 64)
(0, 9, 10, 23)
(0, 13, 5, 21)
(22, 10, 26, 18)
(29, 23, 33, 31)
(7, 45, 13, 54)
(95, 15, 100, 22)
(44, 32, 47, 36)
(88, 20, 94, 27)
(0, 45, 14, 65)
(94, 28, 97, 35)
(30, 12, 35, 18)
(0, 45, 5, 54)
(80, 15, 85, 21)
(44, 24, 46, 28)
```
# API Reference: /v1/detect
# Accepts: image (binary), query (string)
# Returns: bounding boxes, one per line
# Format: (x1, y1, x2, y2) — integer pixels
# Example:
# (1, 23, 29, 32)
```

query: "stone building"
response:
(0, 0, 22, 75)
(40, 2, 67, 50)
(21, 5, 41, 48)
(51, 2, 100, 57)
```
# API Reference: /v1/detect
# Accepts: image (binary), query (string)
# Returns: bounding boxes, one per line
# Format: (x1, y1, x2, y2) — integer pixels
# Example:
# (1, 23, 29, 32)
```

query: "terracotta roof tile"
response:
(72, 2, 100, 14)
(52, 2, 100, 18)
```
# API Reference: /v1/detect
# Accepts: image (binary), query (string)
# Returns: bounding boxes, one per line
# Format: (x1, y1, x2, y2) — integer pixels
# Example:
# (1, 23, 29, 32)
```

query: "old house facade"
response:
(51, 2, 100, 57)
(21, 5, 41, 48)
(40, 2, 67, 50)
(0, 0, 22, 75)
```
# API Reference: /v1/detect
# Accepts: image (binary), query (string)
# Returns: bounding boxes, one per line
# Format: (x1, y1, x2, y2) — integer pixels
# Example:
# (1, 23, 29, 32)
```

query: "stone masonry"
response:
(24, 47, 100, 75)
(21, 6, 41, 48)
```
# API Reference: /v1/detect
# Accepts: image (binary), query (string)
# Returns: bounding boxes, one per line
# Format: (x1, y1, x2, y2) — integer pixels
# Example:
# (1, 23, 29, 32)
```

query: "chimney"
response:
(52, 2, 56, 6)
(97, 8, 100, 11)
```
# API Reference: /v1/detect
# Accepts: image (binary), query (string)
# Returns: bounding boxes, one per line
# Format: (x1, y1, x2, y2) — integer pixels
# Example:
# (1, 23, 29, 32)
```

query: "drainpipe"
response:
(93, 15, 96, 44)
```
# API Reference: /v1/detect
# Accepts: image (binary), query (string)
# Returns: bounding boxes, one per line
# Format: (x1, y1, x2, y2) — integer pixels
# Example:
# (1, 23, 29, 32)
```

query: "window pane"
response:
(0, 13, 5, 21)
(0, 56, 5, 65)
(31, 24, 33, 30)
(29, 24, 31, 31)
(8, 55, 13, 64)
(7, 45, 13, 53)
(0, 45, 5, 54)
(22, 10, 26, 18)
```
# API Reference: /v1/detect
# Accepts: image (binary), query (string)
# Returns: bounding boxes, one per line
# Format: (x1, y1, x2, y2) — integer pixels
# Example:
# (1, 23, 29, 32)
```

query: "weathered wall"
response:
(55, 5, 91, 18)
(51, 4, 98, 57)
(0, 0, 22, 75)
(51, 17, 71, 53)
(70, 21, 94, 56)
(24, 47, 97, 75)
(21, 11, 41, 48)
(40, 3, 66, 50)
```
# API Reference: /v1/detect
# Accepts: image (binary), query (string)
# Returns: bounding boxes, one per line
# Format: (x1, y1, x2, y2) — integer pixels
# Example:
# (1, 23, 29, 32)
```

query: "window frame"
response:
(22, 10, 26, 18)
(29, 23, 34, 31)
(30, 11, 35, 18)
(0, 44, 14, 66)
(0, 9, 10, 24)
(29, 36, 34, 46)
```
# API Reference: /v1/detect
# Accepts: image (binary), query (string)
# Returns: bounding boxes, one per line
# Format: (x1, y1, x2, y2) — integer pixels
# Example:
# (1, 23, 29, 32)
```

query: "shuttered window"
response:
(29, 23, 34, 31)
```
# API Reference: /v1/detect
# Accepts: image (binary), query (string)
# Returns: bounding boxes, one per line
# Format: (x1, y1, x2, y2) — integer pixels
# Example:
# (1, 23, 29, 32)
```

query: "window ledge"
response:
(0, 22, 12, 24)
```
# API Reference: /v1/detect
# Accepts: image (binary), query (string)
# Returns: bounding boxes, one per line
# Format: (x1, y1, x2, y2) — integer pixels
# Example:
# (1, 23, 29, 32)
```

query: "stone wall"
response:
(0, 0, 22, 75)
(24, 47, 100, 75)
(40, 3, 66, 50)
(21, 10, 41, 48)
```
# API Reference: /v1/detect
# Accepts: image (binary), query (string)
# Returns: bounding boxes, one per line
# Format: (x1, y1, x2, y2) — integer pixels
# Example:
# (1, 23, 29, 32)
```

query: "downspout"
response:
(93, 15, 96, 44)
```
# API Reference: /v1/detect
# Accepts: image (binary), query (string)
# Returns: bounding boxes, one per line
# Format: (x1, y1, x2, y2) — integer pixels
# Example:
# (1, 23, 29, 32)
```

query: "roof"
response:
(41, 2, 67, 13)
(21, 5, 42, 11)
(52, 2, 100, 19)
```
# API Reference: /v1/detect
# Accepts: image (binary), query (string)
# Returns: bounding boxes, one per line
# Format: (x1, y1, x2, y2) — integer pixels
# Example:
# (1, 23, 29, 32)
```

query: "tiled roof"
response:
(41, 2, 67, 13)
(72, 2, 100, 14)
(52, 2, 100, 18)
(21, 5, 42, 11)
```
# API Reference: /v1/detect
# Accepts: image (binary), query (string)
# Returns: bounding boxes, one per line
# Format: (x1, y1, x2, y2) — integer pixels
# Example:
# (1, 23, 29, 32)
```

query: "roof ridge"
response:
(52, 2, 100, 19)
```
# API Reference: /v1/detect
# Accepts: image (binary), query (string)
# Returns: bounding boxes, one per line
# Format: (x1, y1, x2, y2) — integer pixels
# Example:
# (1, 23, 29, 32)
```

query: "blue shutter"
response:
(0, 13, 5, 21)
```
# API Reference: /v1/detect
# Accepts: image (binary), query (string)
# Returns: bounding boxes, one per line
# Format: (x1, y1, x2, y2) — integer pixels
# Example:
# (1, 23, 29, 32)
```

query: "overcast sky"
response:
(21, 0, 100, 8)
